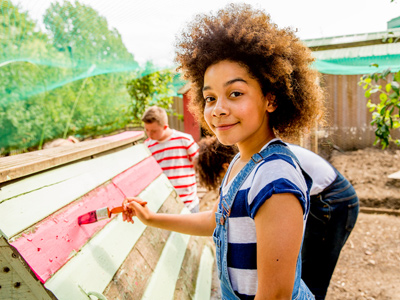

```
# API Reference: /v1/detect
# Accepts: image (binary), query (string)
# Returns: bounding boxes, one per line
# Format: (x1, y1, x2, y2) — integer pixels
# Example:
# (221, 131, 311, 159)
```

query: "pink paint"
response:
(10, 156, 161, 283)
(112, 156, 162, 197)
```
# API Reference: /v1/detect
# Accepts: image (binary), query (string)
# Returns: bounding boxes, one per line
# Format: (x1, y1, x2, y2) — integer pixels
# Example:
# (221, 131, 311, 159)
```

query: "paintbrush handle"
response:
(109, 200, 147, 216)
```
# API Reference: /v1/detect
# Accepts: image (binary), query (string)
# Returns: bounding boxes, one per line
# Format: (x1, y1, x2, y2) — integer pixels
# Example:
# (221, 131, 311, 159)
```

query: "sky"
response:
(15, 0, 400, 67)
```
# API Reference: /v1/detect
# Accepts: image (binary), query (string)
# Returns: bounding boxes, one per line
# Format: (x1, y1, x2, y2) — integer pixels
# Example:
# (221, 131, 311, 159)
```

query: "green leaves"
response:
(359, 67, 400, 149)
(0, 1, 138, 154)
(126, 64, 177, 123)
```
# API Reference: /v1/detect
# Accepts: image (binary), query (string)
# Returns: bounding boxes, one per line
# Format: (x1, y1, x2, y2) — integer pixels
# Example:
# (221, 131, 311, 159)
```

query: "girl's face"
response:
(203, 60, 275, 152)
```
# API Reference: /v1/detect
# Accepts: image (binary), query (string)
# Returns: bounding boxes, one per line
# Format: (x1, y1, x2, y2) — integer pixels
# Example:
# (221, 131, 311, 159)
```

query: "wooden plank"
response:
(0, 146, 153, 240)
(193, 246, 214, 300)
(103, 192, 183, 300)
(0, 238, 54, 300)
(1, 143, 150, 203)
(360, 206, 400, 216)
(44, 175, 174, 299)
(388, 170, 400, 180)
(0, 131, 144, 184)
(174, 235, 204, 299)
(141, 220, 191, 300)
(9, 156, 162, 283)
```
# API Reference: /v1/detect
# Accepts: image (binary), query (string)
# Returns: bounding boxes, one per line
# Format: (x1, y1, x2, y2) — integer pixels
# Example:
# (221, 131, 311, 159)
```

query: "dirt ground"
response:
(199, 147, 400, 300)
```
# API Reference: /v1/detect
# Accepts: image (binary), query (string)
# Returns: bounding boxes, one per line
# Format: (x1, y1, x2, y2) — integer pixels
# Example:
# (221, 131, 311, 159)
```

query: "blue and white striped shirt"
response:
(221, 140, 309, 299)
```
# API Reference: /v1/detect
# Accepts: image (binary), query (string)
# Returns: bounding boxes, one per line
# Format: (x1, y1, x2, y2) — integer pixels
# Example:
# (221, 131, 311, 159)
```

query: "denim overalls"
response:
(212, 142, 315, 300)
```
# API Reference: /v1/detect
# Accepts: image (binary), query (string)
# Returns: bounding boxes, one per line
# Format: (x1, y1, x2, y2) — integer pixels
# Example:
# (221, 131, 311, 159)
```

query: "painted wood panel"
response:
(0, 131, 144, 184)
(0, 145, 152, 240)
(1, 144, 150, 204)
(103, 192, 183, 299)
(193, 246, 214, 300)
(141, 228, 191, 300)
(44, 175, 174, 299)
(9, 156, 162, 283)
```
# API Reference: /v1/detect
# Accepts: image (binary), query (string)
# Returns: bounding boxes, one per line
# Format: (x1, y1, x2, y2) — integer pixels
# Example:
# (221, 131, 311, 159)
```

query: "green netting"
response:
(313, 55, 400, 75)
(0, 0, 185, 154)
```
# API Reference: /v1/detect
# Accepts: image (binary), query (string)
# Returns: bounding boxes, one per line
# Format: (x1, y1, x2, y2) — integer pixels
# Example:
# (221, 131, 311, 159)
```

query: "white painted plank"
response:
(0, 145, 151, 240)
(193, 246, 214, 300)
(141, 209, 191, 300)
(0, 144, 150, 203)
(44, 175, 175, 300)
(388, 170, 400, 180)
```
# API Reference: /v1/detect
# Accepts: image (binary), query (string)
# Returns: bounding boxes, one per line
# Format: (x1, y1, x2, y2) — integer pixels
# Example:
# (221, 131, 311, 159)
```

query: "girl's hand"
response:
(122, 197, 152, 224)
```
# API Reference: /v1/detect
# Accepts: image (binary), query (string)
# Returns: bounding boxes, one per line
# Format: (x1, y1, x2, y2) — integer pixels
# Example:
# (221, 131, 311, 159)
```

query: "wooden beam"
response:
(0, 145, 152, 240)
(193, 246, 214, 300)
(9, 156, 162, 283)
(0, 131, 144, 184)
(44, 175, 174, 299)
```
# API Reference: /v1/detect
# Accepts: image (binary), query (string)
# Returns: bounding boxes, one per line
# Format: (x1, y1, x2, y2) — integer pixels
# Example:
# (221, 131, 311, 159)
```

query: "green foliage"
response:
(43, 1, 134, 65)
(0, 0, 139, 154)
(126, 62, 176, 123)
(359, 68, 400, 149)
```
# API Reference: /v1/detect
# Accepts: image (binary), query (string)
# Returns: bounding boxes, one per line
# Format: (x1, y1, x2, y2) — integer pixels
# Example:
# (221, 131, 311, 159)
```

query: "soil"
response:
(199, 147, 400, 300)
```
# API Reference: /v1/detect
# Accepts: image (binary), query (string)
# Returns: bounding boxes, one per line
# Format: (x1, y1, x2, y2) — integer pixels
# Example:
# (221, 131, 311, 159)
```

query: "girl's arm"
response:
(254, 193, 304, 300)
(122, 197, 218, 236)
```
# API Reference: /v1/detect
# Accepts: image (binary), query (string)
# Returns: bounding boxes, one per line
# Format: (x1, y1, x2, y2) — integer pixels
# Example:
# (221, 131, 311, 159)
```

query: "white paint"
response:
(141, 207, 191, 300)
(44, 174, 173, 300)
(194, 246, 215, 300)
(0, 144, 150, 203)
(0, 145, 150, 240)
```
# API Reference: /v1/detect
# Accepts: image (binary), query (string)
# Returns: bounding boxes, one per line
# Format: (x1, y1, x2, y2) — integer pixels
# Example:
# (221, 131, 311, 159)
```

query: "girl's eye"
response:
(204, 96, 216, 103)
(230, 91, 242, 98)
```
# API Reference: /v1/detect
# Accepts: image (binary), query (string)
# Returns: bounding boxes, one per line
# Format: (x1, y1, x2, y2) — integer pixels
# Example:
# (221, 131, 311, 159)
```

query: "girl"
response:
(195, 137, 359, 300)
(122, 3, 324, 299)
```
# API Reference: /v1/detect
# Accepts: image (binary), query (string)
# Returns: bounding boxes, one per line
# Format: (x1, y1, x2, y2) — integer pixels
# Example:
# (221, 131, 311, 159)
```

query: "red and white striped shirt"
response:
(145, 130, 199, 210)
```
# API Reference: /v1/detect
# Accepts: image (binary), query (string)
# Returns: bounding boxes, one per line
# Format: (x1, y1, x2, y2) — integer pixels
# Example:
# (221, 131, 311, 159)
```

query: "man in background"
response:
(142, 106, 200, 213)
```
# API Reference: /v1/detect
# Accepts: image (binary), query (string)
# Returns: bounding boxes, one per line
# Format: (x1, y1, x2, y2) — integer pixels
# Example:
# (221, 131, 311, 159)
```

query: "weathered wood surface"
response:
(0, 237, 55, 300)
(0, 131, 215, 300)
(0, 131, 144, 184)
(44, 175, 175, 299)
(9, 156, 162, 283)
(0, 144, 152, 240)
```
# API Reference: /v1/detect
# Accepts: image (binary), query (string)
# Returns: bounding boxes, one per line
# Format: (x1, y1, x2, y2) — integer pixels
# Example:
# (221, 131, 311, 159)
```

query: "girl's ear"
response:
(164, 125, 168, 130)
(265, 93, 277, 113)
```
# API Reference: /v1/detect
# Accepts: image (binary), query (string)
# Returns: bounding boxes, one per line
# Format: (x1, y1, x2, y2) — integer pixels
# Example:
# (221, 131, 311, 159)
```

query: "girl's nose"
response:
(212, 99, 228, 117)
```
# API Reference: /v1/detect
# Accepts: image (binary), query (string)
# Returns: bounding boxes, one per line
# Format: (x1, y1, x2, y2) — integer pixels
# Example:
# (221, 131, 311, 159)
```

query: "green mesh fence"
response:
(0, 0, 185, 155)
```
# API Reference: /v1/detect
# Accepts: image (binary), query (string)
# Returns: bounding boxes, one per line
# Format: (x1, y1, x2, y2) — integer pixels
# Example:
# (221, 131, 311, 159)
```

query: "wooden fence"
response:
(303, 74, 399, 153)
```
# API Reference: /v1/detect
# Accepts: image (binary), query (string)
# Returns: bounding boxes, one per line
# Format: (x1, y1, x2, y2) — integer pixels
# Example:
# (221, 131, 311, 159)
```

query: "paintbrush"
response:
(77, 200, 147, 225)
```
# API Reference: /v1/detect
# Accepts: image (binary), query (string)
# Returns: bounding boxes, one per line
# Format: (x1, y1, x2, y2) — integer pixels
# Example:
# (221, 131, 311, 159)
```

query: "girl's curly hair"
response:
(196, 135, 238, 191)
(175, 3, 325, 138)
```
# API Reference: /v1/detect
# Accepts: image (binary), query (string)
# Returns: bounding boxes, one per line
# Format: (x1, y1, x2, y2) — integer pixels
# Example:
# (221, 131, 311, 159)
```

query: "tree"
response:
(359, 68, 400, 149)
(43, 0, 135, 67)
(126, 62, 176, 123)
(0, 0, 139, 154)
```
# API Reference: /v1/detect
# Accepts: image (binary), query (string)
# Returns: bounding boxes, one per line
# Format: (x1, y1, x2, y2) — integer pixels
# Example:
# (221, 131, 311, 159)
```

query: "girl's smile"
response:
(203, 60, 276, 160)
(213, 122, 239, 131)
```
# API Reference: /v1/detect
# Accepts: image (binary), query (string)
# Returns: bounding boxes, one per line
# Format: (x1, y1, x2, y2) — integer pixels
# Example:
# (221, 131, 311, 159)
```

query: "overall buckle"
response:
(251, 152, 264, 163)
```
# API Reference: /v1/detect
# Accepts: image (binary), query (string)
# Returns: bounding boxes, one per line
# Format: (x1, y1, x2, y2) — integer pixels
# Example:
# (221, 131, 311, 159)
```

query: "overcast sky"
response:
(16, 0, 400, 67)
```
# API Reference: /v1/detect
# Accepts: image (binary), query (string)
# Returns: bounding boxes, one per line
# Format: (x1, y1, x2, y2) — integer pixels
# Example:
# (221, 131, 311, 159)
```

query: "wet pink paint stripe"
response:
(10, 156, 162, 283)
